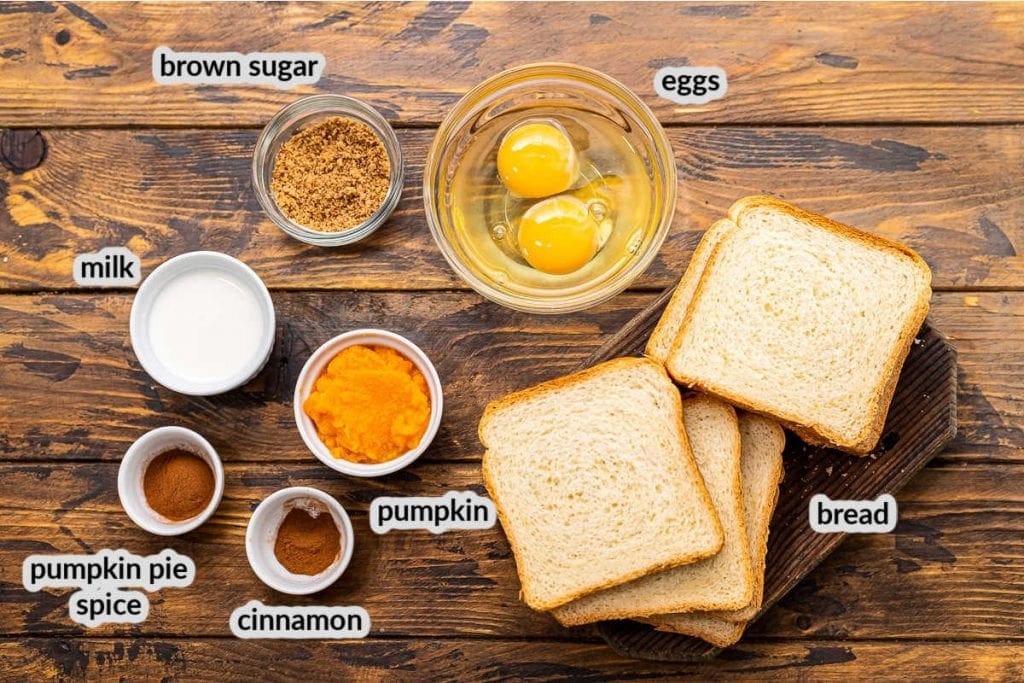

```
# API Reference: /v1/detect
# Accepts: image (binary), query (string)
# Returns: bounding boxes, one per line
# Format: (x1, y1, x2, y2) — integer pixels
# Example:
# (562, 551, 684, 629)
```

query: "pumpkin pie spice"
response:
(143, 448, 215, 521)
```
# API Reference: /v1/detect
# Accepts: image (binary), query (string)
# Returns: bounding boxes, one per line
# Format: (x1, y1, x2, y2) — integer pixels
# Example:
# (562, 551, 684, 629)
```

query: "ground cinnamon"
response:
(143, 448, 215, 521)
(274, 505, 341, 575)
(270, 116, 390, 232)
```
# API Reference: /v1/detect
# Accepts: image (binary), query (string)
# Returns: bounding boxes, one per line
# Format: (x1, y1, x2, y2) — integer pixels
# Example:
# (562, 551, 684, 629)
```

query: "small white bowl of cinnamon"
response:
(245, 486, 354, 595)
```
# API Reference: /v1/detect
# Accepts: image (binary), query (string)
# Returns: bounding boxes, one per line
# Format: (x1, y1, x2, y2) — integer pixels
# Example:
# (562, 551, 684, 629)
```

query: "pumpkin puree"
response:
(304, 345, 431, 464)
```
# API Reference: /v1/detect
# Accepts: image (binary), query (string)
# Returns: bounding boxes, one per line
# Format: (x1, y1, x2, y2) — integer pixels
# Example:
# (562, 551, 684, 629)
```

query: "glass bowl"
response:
(423, 63, 677, 314)
(252, 95, 404, 247)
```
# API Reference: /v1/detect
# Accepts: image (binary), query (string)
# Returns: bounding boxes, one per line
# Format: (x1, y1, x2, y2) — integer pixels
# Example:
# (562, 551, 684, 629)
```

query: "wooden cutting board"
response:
(577, 285, 958, 662)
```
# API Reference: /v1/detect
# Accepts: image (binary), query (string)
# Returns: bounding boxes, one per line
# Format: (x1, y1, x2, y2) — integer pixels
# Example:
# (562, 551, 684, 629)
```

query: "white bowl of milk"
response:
(130, 252, 276, 396)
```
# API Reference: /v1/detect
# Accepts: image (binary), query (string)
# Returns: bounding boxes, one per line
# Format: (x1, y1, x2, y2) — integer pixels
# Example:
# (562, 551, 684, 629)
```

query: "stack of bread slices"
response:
(480, 197, 932, 647)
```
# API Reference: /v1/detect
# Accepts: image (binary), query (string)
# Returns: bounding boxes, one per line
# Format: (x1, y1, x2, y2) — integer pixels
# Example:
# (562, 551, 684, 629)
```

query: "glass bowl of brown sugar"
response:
(253, 95, 404, 246)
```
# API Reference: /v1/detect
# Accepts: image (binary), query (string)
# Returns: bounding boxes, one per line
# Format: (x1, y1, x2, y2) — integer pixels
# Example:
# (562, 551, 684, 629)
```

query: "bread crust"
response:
(480, 357, 724, 612)
(641, 614, 745, 648)
(666, 195, 932, 455)
(551, 395, 753, 624)
(645, 218, 737, 362)
(708, 413, 785, 622)
(642, 413, 785, 642)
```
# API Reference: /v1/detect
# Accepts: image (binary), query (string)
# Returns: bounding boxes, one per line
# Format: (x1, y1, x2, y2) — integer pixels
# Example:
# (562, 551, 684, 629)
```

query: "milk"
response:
(147, 268, 266, 383)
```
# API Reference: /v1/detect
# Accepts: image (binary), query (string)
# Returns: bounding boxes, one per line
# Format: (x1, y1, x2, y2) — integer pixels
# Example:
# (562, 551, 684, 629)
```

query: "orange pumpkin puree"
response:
(303, 344, 431, 464)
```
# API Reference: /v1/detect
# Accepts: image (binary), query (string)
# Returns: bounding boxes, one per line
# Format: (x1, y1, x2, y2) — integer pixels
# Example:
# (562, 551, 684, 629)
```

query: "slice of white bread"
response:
(666, 196, 932, 454)
(552, 395, 753, 625)
(646, 218, 736, 363)
(648, 613, 746, 649)
(642, 413, 786, 646)
(709, 414, 786, 622)
(480, 358, 724, 612)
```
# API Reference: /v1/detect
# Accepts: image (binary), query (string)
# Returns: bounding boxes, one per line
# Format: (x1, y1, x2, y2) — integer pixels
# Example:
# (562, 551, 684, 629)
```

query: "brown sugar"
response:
(274, 505, 341, 575)
(143, 448, 215, 522)
(270, 116, 391, 232)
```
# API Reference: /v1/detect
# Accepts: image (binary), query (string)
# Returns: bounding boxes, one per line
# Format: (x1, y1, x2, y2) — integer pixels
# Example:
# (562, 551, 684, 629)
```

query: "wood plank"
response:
(0, 462, 1021, 640)
(755, 460, 1024, 641)
(0, 290, 642, 464)
(930, 292, 1024, 458)
(2, 126, 1023, 292)
(1, 3, 1022, 126)
(0, 290, 1019, 464)
(2, 637, 1022, 681)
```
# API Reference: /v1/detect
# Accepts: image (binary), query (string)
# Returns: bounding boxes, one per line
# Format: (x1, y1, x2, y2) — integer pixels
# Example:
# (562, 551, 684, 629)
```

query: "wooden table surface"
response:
(1, 2, 1022, 680)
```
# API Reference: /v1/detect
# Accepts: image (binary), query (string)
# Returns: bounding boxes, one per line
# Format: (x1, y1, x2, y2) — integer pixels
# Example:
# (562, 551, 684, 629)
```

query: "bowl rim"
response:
(244, 486, 355, 595)
(423, 62, 677, 314)
(117, 426, 225, 536)
(129, 251, 276, 396)
(293, 329, 443, 478)
(252, 94, 405, 247)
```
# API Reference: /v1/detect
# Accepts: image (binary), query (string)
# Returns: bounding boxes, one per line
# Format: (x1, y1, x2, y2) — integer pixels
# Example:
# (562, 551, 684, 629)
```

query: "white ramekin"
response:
(129, 251, 276, 396)
(245, 486, 355, 595)
(118, 426, 225, 536)
(293, 329, 443, 477)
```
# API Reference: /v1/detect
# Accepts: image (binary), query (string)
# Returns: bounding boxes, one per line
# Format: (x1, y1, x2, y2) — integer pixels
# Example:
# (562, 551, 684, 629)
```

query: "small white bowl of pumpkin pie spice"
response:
(118, 426, 225, 536)
(252, 94, 404, 246)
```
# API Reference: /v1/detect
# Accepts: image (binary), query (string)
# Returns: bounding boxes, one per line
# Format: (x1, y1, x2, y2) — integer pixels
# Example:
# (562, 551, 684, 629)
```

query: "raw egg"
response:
(497, 121, 579, 198)
(517, 195, 600, 275)
(571, 175, 623, 215)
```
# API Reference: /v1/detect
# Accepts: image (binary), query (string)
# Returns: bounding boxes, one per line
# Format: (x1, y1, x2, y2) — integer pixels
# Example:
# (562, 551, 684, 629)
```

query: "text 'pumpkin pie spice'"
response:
(270, 117, 391, 233)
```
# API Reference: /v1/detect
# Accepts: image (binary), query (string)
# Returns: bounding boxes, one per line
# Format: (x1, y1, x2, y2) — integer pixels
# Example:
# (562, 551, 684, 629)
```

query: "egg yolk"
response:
(518, 196, 600, 275)
(497, 122, 579, 199)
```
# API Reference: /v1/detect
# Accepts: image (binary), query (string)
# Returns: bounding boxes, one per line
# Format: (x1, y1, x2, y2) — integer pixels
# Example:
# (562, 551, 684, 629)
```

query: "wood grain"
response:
(0, 290, 640, 465)
(754, 460, 1024, 641)
(0, 290, 1019, 464)
(2, 126, 1023, 292)
(0, 3, 1022, 127)
(1, 462, 1021, 641)
(0, 2, 1019, 677)
(2, 637, 1022, 681)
